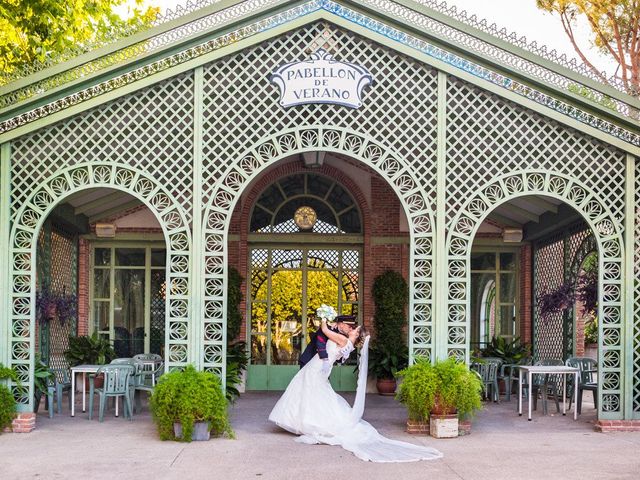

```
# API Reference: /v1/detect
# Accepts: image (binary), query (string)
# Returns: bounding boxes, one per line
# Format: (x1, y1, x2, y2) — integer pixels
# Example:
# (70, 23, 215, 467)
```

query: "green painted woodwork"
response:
(246, 364, 356, 391)
(0, 8, 637, 421)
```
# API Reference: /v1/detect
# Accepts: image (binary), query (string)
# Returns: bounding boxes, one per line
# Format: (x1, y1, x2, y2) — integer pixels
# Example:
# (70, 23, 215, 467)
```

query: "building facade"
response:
(1, 0, 639, 428)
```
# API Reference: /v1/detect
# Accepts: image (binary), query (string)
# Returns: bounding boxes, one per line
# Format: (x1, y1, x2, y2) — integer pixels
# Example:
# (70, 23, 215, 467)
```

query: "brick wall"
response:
(520, 243, 532, 346)
(77, 238, 90, 336)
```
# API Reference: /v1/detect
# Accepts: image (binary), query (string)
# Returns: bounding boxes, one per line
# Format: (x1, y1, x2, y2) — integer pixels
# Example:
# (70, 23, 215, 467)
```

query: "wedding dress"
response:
(268, 336, 443, 463)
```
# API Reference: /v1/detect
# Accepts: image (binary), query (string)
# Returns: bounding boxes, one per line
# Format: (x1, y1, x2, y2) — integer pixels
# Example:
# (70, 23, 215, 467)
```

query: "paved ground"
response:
(1, 392, 639, 480)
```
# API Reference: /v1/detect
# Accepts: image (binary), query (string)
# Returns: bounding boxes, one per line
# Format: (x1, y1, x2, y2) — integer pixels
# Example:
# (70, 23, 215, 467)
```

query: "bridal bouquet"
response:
(316, 304, 337, 322)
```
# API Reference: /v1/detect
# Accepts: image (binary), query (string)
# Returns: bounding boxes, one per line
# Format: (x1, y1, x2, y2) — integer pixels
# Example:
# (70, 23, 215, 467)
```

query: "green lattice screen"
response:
(201, 22, 439, 372)
(35, 222, 78, 369)
(532, 222, 592, 361)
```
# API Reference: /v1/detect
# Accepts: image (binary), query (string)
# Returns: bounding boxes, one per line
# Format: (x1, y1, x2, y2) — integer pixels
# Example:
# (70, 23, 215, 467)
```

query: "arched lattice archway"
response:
(447, 170, 624, 419)
(8, 163, 192, 408)
(202, 126, 436, 378)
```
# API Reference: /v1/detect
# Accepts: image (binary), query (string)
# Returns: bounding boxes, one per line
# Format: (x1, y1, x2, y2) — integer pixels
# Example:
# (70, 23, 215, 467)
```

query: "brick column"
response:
(77, 238, 90, 336)
(520, 244, 532, 346)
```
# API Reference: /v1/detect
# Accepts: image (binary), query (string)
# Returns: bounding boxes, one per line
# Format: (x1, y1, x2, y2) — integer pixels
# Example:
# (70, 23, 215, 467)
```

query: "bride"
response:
(268, 317, 443, 463)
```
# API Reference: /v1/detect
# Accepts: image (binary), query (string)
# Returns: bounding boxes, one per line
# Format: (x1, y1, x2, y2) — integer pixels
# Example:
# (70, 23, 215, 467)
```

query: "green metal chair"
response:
(88, 364, 134, 422)
(532, 358, 563, 415)
(471, 361, 499, 402)
(565, 357, 598, 414)
(51, 368, 72, 414)
(132, 353, 163, 386)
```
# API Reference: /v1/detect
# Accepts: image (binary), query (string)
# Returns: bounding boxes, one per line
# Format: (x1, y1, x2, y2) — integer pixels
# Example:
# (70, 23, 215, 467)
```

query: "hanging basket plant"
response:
(35, 286, 77, 325)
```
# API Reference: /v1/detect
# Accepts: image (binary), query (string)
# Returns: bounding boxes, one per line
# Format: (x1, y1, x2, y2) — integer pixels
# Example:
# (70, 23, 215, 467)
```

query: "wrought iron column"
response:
(0, 143, 10, 366)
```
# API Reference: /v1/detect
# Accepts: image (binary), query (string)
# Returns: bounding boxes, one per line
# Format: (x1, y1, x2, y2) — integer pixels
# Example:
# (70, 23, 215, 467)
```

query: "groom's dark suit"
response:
(298, 324, 346, 368)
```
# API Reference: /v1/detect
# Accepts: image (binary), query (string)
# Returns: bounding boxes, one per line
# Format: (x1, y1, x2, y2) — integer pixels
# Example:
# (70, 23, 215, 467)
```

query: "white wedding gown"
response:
(269, 336, 443, 463)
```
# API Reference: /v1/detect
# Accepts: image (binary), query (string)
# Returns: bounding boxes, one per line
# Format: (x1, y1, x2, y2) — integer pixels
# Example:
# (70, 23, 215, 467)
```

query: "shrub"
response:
(396, 357, 483, 421)
(0, 364, 19, 432)
(370, 270, 409, 378)
(150, 365, 233, 442)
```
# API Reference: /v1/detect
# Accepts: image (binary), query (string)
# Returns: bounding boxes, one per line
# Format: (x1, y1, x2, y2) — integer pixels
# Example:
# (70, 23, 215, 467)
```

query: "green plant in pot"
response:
(64, 333, 116, 389)
(396, 357, 482, 438)
(370, 270, 409, 394)
(32, 354, 55, 414)
(150, 365, 234, 442)
(480, 336, 529, 365)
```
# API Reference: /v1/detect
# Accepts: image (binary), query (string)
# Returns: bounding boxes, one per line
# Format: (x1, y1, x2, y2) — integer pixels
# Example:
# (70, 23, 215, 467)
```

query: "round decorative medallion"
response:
(294, 206, 317, 230)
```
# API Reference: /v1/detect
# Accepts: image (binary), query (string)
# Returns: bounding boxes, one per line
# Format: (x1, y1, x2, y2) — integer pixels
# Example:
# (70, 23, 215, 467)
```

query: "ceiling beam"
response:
(497, 203, 540, 223)
(487, 213, 521, 228)
(88, 200, 143, 224)
(48, 203, 89, 234)
(524, 204, 584, 241)
(518, 196, 558, 214)
(74, 191, 127, 215)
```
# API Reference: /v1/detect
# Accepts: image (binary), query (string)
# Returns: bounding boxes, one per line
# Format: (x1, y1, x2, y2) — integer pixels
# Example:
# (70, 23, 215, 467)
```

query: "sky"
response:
(129, 0, 618, 76)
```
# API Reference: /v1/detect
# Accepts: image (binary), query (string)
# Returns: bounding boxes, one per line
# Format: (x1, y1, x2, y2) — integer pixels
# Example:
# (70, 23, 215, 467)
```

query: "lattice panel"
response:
(533, 233, 565, 361)
(532, 225, 592, 363)
(447, 167, 625, 416)
(10, 73, 195, 223)
(202, 23, 437, 369)
(446, 77, 627, 227)
(7, 163, 192, 407)
(47, 225, 78, 371)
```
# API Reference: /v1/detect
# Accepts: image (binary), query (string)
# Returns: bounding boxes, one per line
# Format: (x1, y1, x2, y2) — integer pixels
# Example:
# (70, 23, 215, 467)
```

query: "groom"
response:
(298, 315, 357, 372)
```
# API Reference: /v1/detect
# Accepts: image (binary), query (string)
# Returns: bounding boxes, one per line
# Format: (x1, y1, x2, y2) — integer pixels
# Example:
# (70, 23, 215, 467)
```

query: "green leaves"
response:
(396, 357, 483, 421)
(150, 365, 234, 442)
(370, 270, 409, 378)
(64, 332, 116, 366)
(0, 0, 159, 82)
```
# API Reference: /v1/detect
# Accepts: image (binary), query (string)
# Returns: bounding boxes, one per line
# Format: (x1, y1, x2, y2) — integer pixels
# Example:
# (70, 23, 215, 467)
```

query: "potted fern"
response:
(150, 365, 234, 442)
(396, 357, 482, 438)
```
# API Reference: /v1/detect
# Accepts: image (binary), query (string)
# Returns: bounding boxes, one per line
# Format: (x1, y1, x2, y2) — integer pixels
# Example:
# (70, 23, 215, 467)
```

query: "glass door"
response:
(91, 245, 166, 357)
(247, 247, 361, 390)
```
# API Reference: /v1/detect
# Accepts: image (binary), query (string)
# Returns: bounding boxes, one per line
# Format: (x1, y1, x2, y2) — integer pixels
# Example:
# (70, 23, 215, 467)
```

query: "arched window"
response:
(250, 173, 362, 234)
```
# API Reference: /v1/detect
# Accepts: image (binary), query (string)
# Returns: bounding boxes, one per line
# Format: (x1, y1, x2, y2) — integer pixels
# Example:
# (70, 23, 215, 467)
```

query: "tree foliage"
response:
(536, 0, 640, 96)
(0, 0, 159, 81)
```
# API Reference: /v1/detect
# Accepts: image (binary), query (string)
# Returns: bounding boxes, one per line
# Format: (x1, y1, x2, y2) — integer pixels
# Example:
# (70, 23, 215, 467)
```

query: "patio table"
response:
(70, 364, 102, 417)
(518, 365, 579, 421)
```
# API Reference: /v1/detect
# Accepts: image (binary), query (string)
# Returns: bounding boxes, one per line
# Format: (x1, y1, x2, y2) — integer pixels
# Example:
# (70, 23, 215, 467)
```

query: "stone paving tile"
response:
(1, 392, 639, 480)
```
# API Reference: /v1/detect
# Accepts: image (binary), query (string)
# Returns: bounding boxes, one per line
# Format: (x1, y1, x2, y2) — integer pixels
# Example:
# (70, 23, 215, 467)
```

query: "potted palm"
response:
(396, 357, 482, 438)
(150, 365, 234, 442)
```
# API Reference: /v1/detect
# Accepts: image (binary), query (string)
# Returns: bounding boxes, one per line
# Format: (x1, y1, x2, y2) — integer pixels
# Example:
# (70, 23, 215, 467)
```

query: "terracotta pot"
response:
(376, 377, 397, 396)
(431, 396, 457, 416)
(84, 373, 104, 390)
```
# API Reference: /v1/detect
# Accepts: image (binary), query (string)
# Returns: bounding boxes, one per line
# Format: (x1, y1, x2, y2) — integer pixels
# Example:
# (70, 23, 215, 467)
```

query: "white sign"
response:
(270, 49, 374, 109)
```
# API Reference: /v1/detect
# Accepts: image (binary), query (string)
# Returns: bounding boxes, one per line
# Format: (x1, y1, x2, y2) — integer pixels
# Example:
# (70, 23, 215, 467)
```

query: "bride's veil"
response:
(349, 335, 370, 424)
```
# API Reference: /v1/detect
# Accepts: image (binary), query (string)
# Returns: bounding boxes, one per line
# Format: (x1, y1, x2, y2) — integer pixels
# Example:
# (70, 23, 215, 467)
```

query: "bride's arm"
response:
(321, 320, 348, 347)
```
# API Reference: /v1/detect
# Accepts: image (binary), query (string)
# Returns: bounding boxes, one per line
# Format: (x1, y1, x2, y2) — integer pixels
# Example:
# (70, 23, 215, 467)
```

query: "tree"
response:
(536, 1, 640, 97)
(0, 0, 159, 83)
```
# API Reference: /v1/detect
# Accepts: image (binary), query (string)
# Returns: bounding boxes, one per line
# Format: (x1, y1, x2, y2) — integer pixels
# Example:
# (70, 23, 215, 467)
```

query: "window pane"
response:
(113, 269, 145, 357)
(94, 269, 110, 298)
(500, 305, 516, 337)
(471, 252, 495, 270)
(94, 248, 111, 266)
(500, 252, 516, 271)
(115, 248, 145, 266)
(500, 273, 517, 303)
(93, 301, 110, 332)
(151, 249, 166, 267)
(251, 335, 267, 365)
